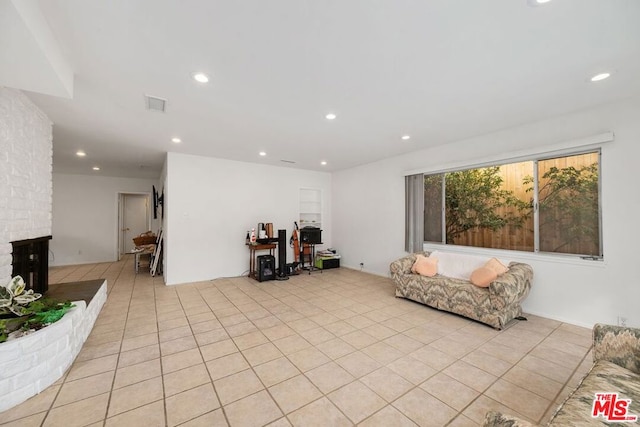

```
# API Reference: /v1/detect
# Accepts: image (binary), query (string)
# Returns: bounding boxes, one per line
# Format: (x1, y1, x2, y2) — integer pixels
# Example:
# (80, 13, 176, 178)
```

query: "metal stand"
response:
(301, 243, 322, 274)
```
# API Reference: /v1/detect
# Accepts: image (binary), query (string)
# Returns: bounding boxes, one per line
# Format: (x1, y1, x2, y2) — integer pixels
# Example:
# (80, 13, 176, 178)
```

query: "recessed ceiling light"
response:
(401, 135, 411, 141)
(76, 151, 86, 157)
(193, 72, 209, 83)
(92, 166, 100, 171)
(321, 161, 327, 166)
(527, 0, 551, 6)
(590, 72, 611, 82)
(171, 137, 181, 143)
(259, 151, 267, 156)
(325, 113, 337, 120)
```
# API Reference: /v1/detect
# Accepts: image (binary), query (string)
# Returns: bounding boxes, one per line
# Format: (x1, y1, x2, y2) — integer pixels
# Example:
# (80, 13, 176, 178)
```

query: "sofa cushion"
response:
(549, 360, 640, 425)
(430, 251, 490, 280)
(483, 411, 535, 427)
(412, 255, 438, 277)
(593, 324, 640, 375)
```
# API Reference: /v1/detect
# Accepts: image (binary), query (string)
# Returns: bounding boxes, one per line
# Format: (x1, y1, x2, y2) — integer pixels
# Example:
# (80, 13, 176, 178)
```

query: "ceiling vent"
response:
(280, 159, 296, 164)
(145, 95, 167, 113)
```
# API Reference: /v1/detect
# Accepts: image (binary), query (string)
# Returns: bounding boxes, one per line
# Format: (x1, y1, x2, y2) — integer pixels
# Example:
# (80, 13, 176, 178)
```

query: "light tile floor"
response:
(0, 257, 594, 426)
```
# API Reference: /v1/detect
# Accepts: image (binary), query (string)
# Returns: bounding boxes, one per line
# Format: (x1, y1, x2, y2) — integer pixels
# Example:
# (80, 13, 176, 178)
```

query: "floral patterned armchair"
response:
(483, 323, 640, 426)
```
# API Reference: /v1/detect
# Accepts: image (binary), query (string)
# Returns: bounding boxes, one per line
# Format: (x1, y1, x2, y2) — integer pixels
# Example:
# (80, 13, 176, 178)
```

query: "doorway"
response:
(118, 193, 151, 260)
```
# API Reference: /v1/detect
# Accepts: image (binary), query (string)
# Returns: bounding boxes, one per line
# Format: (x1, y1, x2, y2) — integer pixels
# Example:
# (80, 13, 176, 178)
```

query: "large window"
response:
(421, 151, 601, 257)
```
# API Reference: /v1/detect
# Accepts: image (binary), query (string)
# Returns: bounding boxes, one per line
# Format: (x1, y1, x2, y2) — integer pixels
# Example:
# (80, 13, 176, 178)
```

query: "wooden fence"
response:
(444, 153, 599, 254)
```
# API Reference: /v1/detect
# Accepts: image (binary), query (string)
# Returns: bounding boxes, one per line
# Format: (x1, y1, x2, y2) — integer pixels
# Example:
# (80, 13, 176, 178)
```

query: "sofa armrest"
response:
(389, 252, 430, 276)
(593, 323, 640, 374)
(487, 262, 533, 309)
(482, 411, 537, 427)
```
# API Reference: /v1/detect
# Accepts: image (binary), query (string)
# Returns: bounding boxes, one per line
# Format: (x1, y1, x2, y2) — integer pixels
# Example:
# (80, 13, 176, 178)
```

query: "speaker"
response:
(300, 227, 322, 244)
(276, 229, 289, 279)
(257, 255, 275, 282)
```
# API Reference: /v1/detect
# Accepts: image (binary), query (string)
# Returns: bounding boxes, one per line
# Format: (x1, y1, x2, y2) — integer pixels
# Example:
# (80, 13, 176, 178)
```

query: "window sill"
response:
(422, 243, 606, 268)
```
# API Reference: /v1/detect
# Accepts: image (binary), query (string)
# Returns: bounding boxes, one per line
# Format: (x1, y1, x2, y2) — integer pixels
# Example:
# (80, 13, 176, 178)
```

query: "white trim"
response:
(403, 131, 614, 176)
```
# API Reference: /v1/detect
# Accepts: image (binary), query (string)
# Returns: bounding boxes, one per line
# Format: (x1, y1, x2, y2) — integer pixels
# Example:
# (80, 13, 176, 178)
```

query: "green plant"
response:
(0, 276, 74, 343)
(0, 276, 42, 316)
(428, 167, 529, 244)
(524, 163, 599, 254)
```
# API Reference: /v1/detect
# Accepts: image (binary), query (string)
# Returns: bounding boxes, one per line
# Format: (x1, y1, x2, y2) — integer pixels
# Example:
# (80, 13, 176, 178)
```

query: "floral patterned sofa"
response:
(483, 324, 640, 426)
(390, 251, 533, 329)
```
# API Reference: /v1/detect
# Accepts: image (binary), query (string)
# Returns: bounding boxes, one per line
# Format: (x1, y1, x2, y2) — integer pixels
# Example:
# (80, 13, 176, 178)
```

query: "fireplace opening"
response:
(11, 235, 52, 294)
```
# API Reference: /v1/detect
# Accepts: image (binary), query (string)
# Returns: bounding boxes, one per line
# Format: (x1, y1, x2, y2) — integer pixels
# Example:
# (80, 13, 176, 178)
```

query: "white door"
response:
(119, 194, 150, 257)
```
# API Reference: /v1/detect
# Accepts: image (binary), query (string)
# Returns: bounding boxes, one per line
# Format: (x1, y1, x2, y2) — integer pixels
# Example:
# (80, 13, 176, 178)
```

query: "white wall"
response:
(0, 88, 52, 284)
(165, 153, 331, 285)
(158, 155, 168, 280)
(51, 173, 158, 265)
(333, 97, 640, 328)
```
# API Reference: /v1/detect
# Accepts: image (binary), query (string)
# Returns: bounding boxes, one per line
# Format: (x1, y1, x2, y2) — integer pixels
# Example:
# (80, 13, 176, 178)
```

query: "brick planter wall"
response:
(0, 280, 107, 412)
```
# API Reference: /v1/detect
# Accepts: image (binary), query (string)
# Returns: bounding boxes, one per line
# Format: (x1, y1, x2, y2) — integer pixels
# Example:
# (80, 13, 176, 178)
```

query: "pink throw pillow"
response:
(485, 257, 508, 275)
(412, 255, 438, 277)
(470, 258, 508, 287)
(470, 266, 498, 287)
(411, 254, 426, 273)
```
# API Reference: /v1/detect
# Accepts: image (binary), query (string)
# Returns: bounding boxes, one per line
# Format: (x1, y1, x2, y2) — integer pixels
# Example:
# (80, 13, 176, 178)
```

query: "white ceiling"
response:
(4, 0, 640, 178)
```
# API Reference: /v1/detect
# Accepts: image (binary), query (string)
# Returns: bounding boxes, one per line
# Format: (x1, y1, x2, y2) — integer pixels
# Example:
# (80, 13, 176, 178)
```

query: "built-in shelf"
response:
(300, 188, 321, 228)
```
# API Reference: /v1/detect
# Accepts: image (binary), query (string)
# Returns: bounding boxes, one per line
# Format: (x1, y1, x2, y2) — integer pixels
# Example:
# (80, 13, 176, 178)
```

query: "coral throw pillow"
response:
(485, 257, 508, 275)
(470, 258, 508, 287)
(412, 255, 438, 277)
(410, 254, 423, 273)
(470, 267, 498, 287)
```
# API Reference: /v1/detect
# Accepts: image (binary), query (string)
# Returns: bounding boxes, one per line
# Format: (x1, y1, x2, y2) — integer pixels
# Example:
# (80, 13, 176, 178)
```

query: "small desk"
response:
(248, 243, 276, 280)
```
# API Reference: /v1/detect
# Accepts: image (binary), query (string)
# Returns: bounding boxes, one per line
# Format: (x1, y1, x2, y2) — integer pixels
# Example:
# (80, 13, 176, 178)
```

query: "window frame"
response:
(421, 148, 603, 259)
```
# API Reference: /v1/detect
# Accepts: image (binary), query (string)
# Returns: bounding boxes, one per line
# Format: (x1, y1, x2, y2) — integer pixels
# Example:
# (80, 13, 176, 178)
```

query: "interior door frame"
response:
(117, 192, 152, 261)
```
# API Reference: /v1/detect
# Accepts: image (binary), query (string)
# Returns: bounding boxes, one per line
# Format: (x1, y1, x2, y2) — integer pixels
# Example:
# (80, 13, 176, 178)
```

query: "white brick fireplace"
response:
(0, 87, 79, 412)
(0, 87, 53, 285)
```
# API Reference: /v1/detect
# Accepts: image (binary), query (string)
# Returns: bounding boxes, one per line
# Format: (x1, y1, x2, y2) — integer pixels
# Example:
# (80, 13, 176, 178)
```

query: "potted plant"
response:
(0, 276, 73, 343)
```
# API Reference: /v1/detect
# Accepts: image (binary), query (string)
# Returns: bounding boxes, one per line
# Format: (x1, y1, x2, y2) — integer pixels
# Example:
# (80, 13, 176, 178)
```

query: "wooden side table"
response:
(248, 243, 276, 280)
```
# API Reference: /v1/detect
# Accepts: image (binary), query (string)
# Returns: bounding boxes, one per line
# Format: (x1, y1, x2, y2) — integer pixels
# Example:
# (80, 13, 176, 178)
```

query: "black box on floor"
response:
(257, 255, 276, 281)
(314, 257, 340, 270)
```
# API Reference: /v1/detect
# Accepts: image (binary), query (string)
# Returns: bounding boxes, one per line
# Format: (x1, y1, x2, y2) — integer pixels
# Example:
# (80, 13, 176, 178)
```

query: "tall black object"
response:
(257, 255, 275, 282)
(276, 229, 289, 280)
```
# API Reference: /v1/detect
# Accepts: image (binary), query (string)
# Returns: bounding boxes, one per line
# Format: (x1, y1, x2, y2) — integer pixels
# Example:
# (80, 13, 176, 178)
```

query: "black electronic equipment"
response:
(257, 255, 275, 282)
(300, 227, 322, 244)
(276, 229, 289, 280)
